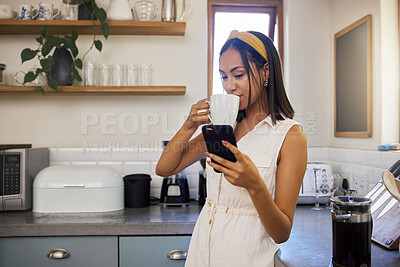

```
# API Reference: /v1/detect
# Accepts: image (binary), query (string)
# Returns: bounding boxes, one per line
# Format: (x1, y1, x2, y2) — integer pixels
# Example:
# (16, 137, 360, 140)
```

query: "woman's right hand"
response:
(183, 98, 211, 131)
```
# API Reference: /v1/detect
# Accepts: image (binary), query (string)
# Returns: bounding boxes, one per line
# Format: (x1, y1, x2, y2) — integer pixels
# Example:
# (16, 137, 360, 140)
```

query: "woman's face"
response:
(219, 48, 263, 111)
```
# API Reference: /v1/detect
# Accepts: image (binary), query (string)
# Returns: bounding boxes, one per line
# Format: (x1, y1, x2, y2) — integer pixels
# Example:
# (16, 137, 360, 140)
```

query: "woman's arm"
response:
(206, 125, 307, 244)
(156, 98, 210, 177)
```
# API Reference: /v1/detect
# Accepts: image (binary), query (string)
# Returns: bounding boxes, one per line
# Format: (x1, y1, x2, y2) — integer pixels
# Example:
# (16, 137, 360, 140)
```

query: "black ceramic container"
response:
(78, 2, 96, 20)
(49, 47, 73, 85)
(123, 174, 152, 208)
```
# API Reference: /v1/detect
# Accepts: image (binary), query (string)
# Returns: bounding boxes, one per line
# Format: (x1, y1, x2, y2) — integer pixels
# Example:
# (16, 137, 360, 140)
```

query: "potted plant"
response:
(20, 0, 109, 94)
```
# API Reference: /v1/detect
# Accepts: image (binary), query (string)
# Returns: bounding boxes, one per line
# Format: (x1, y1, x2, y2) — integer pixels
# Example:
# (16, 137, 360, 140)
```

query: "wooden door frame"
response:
(207, 0, 283, 96)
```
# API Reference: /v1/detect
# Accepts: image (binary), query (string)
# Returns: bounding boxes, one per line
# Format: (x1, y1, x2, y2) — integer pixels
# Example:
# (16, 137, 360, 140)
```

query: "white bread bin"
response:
(33, 165, 124, 213)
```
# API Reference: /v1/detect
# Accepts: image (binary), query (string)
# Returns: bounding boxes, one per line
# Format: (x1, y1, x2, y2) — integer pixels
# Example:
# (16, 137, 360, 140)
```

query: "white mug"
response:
(18, 5, 38, 20)
(206, 94, 240, 128)
(39, 2, 59, 20)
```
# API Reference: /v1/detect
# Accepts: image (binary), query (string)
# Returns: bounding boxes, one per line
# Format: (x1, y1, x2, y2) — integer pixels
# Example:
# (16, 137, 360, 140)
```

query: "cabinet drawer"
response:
(120, 236, 191, 267)
(0, 236, 117, 267)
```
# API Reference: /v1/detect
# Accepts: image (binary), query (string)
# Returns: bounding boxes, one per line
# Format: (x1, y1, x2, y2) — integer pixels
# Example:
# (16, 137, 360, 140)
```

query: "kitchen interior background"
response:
(0, 0, 399, 198)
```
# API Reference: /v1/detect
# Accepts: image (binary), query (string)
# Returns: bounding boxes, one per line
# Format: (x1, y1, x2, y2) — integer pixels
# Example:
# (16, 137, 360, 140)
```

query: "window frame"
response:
(207, 0, 284, 96)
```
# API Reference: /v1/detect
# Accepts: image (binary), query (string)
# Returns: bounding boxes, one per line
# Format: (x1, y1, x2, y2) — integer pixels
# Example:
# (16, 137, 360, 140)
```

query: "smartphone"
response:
(202, 125, 237, 173)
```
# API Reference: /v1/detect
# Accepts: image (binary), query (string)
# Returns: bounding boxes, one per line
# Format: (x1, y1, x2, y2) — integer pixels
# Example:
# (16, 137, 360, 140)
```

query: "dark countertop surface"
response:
(0, 202, 201, 237)
(275, 205, 400, 267)
(1, 202, 399, 266)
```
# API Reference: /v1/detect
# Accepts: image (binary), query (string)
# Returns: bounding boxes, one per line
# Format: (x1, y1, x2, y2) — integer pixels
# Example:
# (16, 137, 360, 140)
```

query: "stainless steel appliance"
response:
(297, 162, 333, 204)
(0, 147, 49, 211)
(331, 192, 372, 267)
(162, 0, 177, 22)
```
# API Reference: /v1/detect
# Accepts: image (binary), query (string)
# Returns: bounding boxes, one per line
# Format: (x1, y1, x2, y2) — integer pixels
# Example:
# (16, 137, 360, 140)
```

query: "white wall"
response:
(284, 0, 330, 147)
(0, 0, 398, 152)
(0, 0, 207, 149)
(329, 0, 399, 149)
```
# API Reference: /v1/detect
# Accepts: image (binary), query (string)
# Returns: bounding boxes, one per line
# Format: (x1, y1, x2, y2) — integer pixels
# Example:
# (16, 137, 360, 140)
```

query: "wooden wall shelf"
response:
(0, 20, 186, 36)
(0, 86, 186, 96)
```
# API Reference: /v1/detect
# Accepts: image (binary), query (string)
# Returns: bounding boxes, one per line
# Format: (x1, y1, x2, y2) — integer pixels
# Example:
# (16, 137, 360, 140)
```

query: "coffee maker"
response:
(160, 141, 190, 206)
(331, 190, 372, 267)
(160, 171, 190, 206)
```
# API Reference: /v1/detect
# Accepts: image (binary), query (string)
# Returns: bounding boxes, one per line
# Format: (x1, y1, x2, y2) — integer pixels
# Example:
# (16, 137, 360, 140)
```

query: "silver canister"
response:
(331, 192, 372, 267)
(161, 0, 176, 22)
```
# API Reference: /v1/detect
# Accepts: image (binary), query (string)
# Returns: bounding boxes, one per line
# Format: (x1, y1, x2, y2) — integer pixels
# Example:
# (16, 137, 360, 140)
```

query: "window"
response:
(207, 0, 283, 95)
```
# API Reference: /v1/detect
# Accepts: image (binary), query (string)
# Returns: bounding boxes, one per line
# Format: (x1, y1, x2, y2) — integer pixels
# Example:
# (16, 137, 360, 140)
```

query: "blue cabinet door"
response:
(120, 236, 191, 267)
(0, 236, 118, 267)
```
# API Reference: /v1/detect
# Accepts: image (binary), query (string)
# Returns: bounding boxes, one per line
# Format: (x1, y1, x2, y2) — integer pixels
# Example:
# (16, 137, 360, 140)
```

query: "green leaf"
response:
(72, 68, 82, 82)
(64, 36, 78, 57)
(21, 48, 38, 64)
(75, 58, 83, 70)
(101, 22, 109, 40)
(72, 31, 78, 41)
(48, 80, 59, 91)
(24, 71, 37, 84)
(35, 68, 43, 75)
(33, 87, 45, 95)
(36, 36, 44, 45)
(94, 40, 102, 52)
(42, 41, 54, 57)
(41, 26, 48, 37)
(95, 8, 107, 22)
(46, 35, 60, 47)
(40, 58, 52, 73)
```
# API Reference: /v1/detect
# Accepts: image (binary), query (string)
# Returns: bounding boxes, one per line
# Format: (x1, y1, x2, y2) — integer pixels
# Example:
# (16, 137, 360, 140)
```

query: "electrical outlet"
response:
(340, 167, 353, 190)
(353, 170, 369, 196)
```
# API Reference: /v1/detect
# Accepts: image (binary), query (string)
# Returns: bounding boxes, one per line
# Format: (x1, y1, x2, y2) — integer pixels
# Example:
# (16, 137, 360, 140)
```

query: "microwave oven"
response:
(0, 148, 49, 211)
(297, 162, 333, 204)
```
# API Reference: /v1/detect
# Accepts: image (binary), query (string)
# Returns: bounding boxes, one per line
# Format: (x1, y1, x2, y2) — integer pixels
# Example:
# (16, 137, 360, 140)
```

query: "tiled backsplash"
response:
(49, 147, 400, 199)
(49, 148, 203, 200)
(308, 147, 400, 195)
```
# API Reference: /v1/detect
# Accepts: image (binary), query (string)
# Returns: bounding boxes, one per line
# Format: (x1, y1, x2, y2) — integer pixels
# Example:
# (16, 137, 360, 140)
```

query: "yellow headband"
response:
(227, 30, 268, 62)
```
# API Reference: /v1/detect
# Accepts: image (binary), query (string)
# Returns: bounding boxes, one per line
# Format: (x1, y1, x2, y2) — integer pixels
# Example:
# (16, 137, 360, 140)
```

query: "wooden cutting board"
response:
(370, 182, 400, 250)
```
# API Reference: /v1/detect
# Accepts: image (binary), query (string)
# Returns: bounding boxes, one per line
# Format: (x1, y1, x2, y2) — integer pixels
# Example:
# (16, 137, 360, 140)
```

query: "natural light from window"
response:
(213, 12, 270, 95)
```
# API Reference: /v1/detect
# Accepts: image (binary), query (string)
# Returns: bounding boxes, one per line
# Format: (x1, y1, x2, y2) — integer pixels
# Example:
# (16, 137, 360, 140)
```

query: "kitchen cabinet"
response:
(0, 236, 118, 267)
(119, 235, 191, 267)
(0, 20, 186, 96)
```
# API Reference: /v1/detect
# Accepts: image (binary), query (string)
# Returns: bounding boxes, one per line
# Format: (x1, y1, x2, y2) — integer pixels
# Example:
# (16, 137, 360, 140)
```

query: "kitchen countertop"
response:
(1, 202, 399, 266)
(0, 202, 201, 237)
(274, 205, 400, 267)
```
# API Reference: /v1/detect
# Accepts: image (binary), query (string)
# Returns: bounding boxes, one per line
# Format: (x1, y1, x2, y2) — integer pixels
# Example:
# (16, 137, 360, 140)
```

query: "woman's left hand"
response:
(205, 140, 263, 192)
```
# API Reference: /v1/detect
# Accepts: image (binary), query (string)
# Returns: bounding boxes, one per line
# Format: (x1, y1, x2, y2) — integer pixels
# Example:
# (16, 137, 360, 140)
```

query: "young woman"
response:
(156, 30, 307, 267)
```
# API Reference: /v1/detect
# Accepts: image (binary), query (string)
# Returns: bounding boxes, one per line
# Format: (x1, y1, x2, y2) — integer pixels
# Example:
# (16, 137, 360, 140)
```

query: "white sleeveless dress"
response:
(185, 116, 302, 267)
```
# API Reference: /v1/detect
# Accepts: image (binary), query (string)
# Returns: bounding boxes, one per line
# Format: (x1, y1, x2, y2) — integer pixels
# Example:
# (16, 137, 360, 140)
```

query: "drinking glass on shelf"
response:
(111, 63, 125, 86)
(141, 64, 152, 86)
(126, 64, 139, 86)
(96, 63, 109, 86)
(84, 61, 96, 86)
(312, 167, 324, 211)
